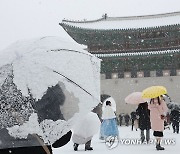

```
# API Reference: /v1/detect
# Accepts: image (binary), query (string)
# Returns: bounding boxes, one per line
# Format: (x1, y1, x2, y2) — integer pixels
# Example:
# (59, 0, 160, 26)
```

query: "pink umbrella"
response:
(125, 92, 149, 105)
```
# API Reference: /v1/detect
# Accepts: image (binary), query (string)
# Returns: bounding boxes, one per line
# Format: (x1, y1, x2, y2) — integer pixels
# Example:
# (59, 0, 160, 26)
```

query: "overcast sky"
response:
(0, 0, 180, 51)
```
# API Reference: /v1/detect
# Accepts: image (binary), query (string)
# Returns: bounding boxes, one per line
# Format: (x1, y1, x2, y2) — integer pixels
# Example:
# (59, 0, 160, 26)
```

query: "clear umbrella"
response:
(0, 36, 101, 149)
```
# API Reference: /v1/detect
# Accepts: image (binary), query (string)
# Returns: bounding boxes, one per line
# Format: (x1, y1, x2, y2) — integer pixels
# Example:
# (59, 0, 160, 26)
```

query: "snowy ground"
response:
(53, 126, 179, 154)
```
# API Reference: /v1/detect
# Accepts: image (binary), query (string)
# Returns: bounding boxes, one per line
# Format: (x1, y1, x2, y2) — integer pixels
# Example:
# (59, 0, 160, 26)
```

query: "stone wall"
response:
(101, 76, 180, 115)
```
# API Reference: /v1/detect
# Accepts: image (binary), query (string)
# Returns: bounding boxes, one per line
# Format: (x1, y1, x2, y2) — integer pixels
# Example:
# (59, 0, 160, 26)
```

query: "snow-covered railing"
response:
(94, 49, 180, 58)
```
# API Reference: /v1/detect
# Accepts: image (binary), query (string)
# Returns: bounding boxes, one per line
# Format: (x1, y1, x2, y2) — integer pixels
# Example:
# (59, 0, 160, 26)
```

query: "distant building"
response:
(60, 12, 180, 115)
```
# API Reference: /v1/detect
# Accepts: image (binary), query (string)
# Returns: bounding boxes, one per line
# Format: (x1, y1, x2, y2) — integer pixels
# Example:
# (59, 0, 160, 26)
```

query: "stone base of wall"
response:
(101, 76, 180, 115)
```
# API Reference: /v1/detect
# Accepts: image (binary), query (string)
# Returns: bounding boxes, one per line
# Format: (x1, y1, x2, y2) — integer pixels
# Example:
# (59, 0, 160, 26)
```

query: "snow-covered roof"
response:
(61, 11, 180, 30)
(94, 49, 180, 58)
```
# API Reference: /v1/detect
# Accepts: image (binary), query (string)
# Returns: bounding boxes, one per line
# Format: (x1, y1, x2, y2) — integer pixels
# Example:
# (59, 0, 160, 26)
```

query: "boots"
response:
(73, 143, 79, 151)
(85, 140, 93, 151)
(146, 130, 150, 144)
(156, 143, 165, 150)
(140, 130, 145, 143)
(85, 147, 93, 151)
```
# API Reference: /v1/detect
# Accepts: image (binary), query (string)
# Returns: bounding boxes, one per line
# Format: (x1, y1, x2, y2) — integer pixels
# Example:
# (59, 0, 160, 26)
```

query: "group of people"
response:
(72, 101, 119, 151)
(137, 97, 168, 150)
(71, 95, 180, 152)
(131, 96, 180, 150)
(120, 96, 169, 150)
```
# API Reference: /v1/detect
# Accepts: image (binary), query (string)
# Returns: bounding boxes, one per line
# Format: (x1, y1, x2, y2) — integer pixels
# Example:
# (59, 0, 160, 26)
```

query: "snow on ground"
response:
(53, 126, 180, 154)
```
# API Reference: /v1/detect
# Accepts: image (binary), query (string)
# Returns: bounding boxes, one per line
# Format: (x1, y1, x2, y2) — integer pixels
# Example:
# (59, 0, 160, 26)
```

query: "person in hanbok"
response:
(100, 101, 119, 140)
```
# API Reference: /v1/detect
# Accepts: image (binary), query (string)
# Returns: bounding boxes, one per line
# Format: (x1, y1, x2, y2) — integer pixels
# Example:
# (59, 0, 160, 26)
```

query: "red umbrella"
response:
(125, 92, 149, 105)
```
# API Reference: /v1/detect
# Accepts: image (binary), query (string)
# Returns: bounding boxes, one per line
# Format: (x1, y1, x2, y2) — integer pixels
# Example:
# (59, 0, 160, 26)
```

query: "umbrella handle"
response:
(32, 134, 51, 154)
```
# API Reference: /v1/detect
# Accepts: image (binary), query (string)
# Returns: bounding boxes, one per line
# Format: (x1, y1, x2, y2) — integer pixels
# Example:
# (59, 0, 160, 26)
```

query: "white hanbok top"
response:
(102, 106, 116, 120)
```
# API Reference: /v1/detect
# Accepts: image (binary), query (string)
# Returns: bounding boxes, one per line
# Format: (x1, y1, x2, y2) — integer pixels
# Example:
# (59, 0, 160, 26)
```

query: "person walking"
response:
(124, 114, 130, 126)
(119, 114, 123, 126)
(170, 108, 180, 134)
(100, 101, 119, 140)
(131, 111, 137, 131)
(72, 112, 100, 151)
(148, 97, 168, 150)
(136, 102, 151, 143)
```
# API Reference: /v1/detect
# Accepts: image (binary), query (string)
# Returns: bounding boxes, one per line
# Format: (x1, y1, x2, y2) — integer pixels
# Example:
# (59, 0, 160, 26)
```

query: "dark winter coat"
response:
(136, 103, 151, 130)
(170, 110, 180, 123)
(124, 114, 130, 123)
(131, 111, 137, 120)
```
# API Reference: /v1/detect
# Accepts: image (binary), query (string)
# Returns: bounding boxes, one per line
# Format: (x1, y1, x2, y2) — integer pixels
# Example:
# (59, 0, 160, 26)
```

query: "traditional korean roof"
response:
(60, 11, 180, 30)
(60, 12, 180, 54)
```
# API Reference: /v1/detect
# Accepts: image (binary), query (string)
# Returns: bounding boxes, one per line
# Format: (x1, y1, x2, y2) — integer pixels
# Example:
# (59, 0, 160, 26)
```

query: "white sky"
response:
(0, 0, 180, 51)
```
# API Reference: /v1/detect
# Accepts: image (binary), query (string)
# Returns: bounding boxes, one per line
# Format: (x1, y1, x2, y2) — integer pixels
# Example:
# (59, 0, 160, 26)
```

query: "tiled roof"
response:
(61, 11, 180, 30)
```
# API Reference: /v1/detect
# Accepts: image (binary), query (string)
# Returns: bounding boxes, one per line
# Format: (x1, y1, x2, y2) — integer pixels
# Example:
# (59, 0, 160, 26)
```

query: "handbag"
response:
(160, 115, 166, 120)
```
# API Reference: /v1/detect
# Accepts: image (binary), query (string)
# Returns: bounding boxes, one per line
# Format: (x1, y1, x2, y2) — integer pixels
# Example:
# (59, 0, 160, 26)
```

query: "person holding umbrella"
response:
(125, 92, 150, 141)
(72, 112, 100, 151)
(142, 86, 168, 150)
(0, 36, 101, 153)
(136, 102, 151, 143)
